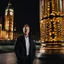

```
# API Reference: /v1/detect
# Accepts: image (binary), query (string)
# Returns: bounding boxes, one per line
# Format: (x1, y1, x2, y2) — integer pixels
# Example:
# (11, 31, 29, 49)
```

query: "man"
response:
(14, 24, 36, 64)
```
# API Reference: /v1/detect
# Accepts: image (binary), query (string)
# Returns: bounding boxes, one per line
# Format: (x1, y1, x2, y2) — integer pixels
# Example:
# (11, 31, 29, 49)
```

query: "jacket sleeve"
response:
(33, 41, 36, 59)
(14, 38, 21, 61)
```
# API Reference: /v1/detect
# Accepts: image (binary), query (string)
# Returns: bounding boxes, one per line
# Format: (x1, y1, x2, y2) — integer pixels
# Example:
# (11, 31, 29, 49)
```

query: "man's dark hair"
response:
(23, 24, 30, 28)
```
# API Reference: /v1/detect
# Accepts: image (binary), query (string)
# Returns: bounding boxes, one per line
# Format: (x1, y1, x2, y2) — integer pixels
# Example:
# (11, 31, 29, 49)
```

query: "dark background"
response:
(0, 0, 39, 35)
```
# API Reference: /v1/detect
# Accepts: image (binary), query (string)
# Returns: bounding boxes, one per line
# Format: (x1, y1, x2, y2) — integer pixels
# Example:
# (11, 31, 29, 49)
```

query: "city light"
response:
(40, 0, 64, 54)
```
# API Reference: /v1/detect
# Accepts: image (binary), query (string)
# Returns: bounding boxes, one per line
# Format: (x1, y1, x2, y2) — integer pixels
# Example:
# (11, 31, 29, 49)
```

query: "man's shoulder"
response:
(17, 34, 24, 40)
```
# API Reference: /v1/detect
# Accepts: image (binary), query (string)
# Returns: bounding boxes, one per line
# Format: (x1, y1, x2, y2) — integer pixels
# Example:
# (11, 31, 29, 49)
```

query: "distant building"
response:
(0, 17, 2, 40)
(0, 2, 21, 40)
(40, 0, 64, 42)
(4, 2, 14, 40)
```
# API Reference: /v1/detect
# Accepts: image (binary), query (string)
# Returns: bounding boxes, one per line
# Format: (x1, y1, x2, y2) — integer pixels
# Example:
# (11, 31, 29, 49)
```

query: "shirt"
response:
(25, 36, 30, 55)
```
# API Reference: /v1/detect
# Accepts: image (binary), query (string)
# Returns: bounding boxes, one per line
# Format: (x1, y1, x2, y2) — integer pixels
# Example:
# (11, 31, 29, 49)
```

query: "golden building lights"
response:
(0, 24, 2, 39)
(4, 2, 14, 40)
(40, 0, 64, 42)
(40, 0, 64, 54)
(0, 2, 15, 40)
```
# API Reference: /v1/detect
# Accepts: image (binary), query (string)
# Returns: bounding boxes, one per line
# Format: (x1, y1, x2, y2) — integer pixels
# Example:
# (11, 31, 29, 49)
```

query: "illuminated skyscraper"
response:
(4, 2, 14, 40)
(40, 0, 64, 54)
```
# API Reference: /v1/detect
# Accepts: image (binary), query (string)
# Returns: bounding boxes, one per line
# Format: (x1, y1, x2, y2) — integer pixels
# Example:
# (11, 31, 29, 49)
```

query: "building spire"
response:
(6, 0, 13, 10)
(9, 0, 11, 3)
(8, 0, 12, 6)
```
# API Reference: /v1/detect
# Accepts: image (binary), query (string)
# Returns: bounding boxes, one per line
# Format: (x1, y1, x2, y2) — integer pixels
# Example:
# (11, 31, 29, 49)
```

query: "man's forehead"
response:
(25, 26, 30, 29)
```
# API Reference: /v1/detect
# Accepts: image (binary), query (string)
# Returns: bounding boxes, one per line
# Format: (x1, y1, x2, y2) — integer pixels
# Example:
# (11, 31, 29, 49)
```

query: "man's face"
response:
(24, 26, 30, 35)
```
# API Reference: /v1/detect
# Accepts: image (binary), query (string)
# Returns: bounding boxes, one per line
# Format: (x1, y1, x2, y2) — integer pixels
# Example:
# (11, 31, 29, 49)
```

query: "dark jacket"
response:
(14, 34, 36, 64)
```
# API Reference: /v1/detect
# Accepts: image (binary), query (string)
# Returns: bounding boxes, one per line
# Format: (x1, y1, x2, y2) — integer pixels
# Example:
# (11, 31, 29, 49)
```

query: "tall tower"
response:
(4, 2, 14, 40)
(40, 0, 64, 54)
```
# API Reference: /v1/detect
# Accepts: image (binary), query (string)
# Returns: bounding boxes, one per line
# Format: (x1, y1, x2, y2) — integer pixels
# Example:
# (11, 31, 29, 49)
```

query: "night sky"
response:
(0, 0, 39, 35)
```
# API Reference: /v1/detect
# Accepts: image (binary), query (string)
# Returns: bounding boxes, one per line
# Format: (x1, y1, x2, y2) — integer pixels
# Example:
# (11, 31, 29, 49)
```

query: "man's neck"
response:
(25, 34, 29, 37)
